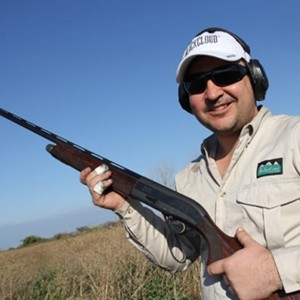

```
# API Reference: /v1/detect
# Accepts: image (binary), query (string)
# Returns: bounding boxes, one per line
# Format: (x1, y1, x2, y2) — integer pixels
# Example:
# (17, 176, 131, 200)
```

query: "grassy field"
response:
(0, 222, 201, 299)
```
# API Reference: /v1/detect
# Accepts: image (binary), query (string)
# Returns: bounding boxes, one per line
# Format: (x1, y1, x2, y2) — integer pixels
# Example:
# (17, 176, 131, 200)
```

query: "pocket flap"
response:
(237, 178, 300, 208)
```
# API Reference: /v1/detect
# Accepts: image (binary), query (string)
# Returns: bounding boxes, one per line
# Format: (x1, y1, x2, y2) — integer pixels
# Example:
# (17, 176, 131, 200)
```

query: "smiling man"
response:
(81, 27, 300, 299)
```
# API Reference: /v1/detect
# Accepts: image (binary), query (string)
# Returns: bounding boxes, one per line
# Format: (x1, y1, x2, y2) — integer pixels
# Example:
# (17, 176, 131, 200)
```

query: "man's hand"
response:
(80, 166, 125, 211)
(207, 228, 282, 300)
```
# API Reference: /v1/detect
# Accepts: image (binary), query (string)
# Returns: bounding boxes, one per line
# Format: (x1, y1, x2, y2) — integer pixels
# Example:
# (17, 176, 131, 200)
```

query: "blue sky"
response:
(0, 0, 300, 249)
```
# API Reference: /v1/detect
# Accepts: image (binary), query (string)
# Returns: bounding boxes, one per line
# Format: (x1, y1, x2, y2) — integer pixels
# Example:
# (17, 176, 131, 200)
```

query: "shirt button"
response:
(296, 276, 300, 284)
(127, 207, 133, 214)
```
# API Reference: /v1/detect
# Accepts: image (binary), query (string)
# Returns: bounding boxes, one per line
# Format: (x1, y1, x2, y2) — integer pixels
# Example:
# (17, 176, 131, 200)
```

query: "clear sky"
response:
(1, 0, 300, 249)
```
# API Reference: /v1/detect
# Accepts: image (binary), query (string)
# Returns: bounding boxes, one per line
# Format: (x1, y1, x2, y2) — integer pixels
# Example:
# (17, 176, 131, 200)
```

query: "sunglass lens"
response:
(213, 68, 243, 86)
(184, 74, 207, 94)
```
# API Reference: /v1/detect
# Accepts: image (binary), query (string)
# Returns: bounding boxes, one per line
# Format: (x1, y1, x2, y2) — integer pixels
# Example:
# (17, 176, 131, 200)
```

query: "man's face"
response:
(185, 56, 258, 137)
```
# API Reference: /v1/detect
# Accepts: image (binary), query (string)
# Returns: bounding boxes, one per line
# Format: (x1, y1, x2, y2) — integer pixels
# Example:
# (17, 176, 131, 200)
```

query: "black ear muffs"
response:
(178, 83, 192, 113)
(178, 27, 269, 114)
(247, 59, 269, 101)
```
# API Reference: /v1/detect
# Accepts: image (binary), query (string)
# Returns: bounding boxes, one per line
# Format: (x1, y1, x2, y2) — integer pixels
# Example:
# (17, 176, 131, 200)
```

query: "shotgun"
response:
(0, 107, 298, 300)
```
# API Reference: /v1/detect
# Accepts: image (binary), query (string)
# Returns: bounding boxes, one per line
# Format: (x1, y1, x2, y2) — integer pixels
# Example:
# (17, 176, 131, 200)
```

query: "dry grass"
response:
(0, 222, 201, 299)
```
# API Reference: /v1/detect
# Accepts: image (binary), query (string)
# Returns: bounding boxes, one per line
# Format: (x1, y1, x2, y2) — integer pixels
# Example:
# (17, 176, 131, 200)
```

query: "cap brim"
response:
(176, 52, 245, 83)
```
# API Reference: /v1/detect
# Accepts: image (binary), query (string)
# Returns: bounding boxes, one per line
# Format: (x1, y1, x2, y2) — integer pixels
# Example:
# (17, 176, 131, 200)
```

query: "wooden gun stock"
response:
(0, 107, 299, 300)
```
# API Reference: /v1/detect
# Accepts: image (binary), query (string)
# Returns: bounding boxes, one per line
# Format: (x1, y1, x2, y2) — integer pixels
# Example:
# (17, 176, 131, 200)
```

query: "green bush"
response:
(20, 235, 46, 247)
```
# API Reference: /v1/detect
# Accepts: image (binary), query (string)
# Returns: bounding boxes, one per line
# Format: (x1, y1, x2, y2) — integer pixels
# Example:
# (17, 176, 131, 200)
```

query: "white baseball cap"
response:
(176, 30, 252, 83)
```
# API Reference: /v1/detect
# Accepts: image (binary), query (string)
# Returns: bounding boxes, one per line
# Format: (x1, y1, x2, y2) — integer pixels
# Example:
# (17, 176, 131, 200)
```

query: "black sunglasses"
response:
(183, 64, 249, 95)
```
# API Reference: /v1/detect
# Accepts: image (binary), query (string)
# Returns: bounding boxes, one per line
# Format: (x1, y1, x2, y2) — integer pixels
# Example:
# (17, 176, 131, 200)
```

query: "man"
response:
(80, 27, 300, 299)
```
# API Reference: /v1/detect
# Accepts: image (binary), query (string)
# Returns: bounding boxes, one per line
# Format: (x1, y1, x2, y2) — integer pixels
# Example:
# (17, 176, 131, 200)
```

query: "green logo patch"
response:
(257, 158, 283, 178)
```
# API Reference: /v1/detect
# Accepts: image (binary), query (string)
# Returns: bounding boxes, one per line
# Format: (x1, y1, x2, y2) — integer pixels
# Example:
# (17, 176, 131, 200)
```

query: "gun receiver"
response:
(0, 107, 299, 300)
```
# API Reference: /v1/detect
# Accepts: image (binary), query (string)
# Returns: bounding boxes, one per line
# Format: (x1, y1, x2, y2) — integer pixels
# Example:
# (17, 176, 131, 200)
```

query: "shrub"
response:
(20, 235, 46, 247)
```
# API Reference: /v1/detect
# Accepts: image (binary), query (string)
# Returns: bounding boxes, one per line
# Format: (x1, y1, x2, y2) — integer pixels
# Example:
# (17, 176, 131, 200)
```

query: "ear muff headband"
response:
(178, 27, 269, 114)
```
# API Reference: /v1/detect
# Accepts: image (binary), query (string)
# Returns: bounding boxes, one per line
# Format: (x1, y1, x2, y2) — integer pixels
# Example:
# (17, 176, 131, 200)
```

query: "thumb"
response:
(235, 227, 256, 248)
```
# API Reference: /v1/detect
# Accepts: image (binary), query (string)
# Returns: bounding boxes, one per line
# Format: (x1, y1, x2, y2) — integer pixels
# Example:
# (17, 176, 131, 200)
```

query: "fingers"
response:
(235, 227, 256, 248)
(207, 258, 225, 276)
(89, 165, 112, 194)
(80, 167, 92, 185)
(80, 165, 113, 195)
(92, 165, 110, 194)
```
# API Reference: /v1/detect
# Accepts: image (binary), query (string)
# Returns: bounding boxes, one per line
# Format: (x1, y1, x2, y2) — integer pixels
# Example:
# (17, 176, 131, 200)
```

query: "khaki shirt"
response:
(117, 106, 300, 298)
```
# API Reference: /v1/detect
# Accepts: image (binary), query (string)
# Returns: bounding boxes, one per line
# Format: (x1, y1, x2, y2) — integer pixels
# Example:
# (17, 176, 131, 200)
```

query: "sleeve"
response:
(115, 199, 201, 273)
(272, 246, 300, 293)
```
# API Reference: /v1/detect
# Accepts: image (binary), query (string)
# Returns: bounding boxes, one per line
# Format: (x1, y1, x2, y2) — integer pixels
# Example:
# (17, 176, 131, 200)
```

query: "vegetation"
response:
(20, 235, 47, 247)
(0, 222, 201, 299)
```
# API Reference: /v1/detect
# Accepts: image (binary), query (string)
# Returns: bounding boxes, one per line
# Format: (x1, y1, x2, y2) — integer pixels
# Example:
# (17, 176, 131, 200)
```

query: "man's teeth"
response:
(213, 104, 228, 111)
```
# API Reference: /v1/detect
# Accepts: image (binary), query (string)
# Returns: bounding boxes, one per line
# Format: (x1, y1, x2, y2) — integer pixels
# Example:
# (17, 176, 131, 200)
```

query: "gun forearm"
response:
(46, 143, 139, 198)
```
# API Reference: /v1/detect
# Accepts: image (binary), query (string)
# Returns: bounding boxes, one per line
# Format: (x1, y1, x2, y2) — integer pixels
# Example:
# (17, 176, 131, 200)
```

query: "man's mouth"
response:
(210, 104, 229, 111)
(207, 102, 232, 112)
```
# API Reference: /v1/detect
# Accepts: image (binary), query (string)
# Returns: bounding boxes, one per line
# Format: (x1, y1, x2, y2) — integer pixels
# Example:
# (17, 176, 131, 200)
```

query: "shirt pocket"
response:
(237, 178, 300, 250)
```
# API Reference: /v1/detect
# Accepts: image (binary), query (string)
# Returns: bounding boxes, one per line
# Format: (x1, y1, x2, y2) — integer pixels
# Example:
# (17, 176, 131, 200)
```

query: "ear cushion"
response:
(178, 84, 192, 113)
(248, 59, 269, 101)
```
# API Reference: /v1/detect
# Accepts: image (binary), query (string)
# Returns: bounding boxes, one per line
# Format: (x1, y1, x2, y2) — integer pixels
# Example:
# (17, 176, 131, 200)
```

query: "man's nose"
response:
(205, 79, 223, 101)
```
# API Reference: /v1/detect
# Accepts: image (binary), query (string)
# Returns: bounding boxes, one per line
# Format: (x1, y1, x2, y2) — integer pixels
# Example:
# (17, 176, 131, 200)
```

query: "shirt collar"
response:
(245, 105, 271, 138)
